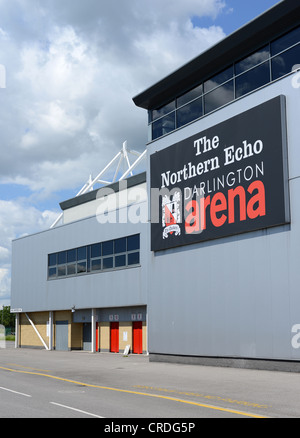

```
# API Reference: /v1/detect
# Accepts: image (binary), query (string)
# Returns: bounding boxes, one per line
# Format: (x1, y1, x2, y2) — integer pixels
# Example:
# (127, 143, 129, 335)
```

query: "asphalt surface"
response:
(0, 346, 299, 421)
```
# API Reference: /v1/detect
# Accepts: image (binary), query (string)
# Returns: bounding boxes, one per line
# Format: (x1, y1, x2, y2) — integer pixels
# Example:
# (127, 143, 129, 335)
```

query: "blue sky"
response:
(0, 0, 283, 308)
(193, 0, 281, 34)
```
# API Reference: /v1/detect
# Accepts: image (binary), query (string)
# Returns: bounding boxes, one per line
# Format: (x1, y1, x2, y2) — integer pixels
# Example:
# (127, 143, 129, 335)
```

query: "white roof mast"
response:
(50, 141, 147, 229)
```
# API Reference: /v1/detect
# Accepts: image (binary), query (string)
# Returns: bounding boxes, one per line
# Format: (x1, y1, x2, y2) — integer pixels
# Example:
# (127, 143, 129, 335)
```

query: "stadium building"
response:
(11, 0, 300, 370)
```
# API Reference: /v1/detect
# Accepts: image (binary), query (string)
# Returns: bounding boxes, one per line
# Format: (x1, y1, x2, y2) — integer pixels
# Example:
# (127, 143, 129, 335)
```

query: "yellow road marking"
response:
(7, 363, 51, 373)
(133, 385, 270, 409)
(0, 365, 268, 418)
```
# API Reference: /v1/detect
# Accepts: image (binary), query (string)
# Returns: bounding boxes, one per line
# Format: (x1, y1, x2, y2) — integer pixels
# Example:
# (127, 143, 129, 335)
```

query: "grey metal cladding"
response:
(11, 209, 148, 313)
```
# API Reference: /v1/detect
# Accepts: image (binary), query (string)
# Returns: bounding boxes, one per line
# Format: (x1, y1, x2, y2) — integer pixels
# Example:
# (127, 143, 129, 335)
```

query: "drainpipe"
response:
(91, 308, 96, 353)
(15, 313, 19, 349)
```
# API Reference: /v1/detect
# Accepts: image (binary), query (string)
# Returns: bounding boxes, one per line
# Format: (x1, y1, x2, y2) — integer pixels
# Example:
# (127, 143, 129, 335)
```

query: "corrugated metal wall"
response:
(147, 75, 300, 362)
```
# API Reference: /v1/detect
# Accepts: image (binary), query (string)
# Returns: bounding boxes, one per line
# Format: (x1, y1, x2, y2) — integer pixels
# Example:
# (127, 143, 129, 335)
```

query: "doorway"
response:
(110, 322, 119, 353)
(55, 321, 68, 351)
(132, 321, 143, 354)
(83, 323, 91, 351)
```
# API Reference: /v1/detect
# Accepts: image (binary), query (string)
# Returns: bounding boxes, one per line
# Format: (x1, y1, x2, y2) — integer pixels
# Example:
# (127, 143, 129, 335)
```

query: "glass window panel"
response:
(152, 113, 175, 140)
(58, 251, 66, 265)
(77, 246, 87, 261)
(91, 259, 101, 271)
(114, 237, 126, 254)
(48, 254, 57, 267)
(235, 45, 269, 75)
(177, 97, 203, 128)
(91, 243, 101, 258)
(102, 240, 113, 256)
(204, 66, 233, 93)
(152, 101, 175, 121)
(67, 249, 76, 263)
(48, 267, 57, 279)
(67, 264, 76, 276)
(127, 235, 140, 251)
(87, 246, 90, 272)
(103, 257, 113, 270)
(235, 61, 270, 98)
(57, 265, 66, 277)
(271, 26, 300, 56)
(271, 44, 300, 81)
(115, 254, 126, 268)
(77, 261, 87, 274)
(177, 84, 203, 107)
(204, 80, 234, 114)
(128, 252, 140, 266)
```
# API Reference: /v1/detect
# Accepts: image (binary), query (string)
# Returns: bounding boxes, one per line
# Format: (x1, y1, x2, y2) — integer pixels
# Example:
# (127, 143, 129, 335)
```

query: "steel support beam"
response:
(25, 313, 49, 350)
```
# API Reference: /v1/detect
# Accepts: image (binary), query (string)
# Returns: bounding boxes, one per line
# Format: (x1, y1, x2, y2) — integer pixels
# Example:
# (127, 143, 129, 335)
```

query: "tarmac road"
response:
(0, 347, 299, 421)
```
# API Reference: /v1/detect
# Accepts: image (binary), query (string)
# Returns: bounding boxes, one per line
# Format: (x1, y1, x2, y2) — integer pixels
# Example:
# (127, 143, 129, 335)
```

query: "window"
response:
(115, 254, 126, 268)
(67, 264, 76, 276)
(204, 80, 234, 114)
(57, 251, 66, 278)
(48, 254, 57, 266)
(271, 26, 300, 56)
(151, 101, 175, 122)
(128, 252, 140, 266)
(114, 237, 126, 254)
(177, 84, 203, 107)
(77, 247, 87, 274)
(204, 66, 233, 93)
(235, 61, 270, 98)
(57, 265, 66, 277)
(91, 259, 101, 272)
(235, 46, 269, 75)
(148, 25, 300, 141)
(91, 243, 101, 272)
(48, 267, 57, 279)
(127, 234, 140, 251)
(177, 97, 203, 128)
(103, 257, 114, 270)
(91, 243, 101, 258)
(102, 241, 113, 257)
(58, 251, 66, 265)
(66, 249, 76, 275)
(152, 113, 175, 140)
(272, 43, 300, 81)
(48, 234, 140, 280)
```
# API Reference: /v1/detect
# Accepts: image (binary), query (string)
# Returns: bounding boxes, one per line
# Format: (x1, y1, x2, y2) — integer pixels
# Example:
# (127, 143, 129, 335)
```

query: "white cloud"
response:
(0, 0, 227, 306)
(0, 0, 226, 192)
(0, 198, 59, 306)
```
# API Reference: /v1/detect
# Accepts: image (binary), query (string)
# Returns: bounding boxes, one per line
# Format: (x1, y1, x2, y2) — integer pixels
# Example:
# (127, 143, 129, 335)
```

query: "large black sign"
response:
(150, 96, 289, 251)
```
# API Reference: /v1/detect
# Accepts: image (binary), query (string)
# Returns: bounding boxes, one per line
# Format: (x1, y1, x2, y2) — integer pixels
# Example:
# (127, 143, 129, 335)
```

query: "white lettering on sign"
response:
(291, 324, 300, 349)
(224, 140, 263, 166)
(194, 135, 220, 156)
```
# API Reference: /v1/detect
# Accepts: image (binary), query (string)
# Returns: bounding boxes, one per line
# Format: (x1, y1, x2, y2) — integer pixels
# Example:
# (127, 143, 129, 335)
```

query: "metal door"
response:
(110, 322, 119, 353)
(132, 321, 143, 354)
(55, 321, 68, 351)
(83, 323, 91, 351)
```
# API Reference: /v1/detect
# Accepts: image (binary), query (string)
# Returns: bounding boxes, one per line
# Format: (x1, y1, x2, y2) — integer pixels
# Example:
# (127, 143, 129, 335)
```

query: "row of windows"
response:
(48, 234, 140, 280)
(149, 25, 300, 140)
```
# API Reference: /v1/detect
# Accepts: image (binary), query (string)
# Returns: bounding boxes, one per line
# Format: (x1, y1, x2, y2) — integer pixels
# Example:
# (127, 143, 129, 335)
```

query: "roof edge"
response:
(60, 172, 147, 211)
(133, 0, 298, 110)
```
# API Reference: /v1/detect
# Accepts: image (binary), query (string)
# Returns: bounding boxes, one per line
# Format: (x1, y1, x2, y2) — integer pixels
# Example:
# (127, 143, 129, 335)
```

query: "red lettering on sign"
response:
(185, 180, 266, 233)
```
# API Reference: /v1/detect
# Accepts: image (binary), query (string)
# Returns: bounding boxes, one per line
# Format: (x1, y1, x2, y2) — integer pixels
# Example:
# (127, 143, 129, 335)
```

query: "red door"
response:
(110, 322, 119, 353)
(96, 322, 99, 352)
(132, 321, 143, 354)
